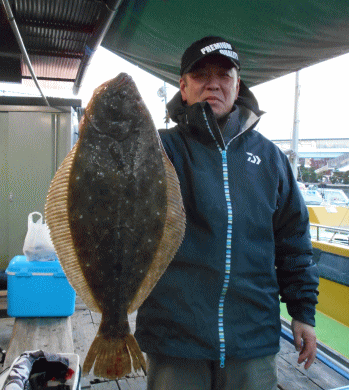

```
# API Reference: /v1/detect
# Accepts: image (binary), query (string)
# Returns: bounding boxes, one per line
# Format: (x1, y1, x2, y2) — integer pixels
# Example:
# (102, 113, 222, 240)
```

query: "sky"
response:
(1, 46, 349, 141)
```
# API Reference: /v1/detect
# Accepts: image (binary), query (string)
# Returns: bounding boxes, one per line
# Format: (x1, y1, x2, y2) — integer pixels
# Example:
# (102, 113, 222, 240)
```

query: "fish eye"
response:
(118, 90, 127, 101)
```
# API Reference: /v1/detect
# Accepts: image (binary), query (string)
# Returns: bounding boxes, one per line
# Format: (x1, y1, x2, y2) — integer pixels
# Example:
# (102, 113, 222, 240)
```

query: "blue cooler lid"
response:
(6, 255, 66, 278)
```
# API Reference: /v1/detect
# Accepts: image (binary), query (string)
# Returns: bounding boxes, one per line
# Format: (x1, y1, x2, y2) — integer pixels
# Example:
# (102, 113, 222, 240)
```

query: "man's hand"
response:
(291, 319, 317, 369)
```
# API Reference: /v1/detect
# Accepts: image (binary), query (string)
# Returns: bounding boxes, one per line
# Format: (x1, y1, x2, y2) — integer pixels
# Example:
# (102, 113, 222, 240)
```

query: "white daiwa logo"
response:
(246, 152, 261, 165)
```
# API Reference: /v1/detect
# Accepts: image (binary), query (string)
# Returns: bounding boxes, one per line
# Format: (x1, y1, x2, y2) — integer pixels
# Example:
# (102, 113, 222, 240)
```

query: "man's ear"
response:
(235, 77, 241, 100)
(179, 77, 187, 102)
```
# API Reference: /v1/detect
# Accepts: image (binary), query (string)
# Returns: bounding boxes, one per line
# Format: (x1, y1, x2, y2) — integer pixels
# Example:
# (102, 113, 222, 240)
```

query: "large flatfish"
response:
(45, 73, 186, 379)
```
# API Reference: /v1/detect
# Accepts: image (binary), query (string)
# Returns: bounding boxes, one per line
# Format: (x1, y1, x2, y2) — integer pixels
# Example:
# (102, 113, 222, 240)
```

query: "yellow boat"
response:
(281, 205, 349, 367)
(305, 206, 349, 359)
(307, 206, 349, 328)
(308, 205, 349, 228)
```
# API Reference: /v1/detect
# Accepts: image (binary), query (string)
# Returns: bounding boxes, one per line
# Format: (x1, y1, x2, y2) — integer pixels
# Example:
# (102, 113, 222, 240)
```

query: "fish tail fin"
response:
(82, 334, 146, 379)
(125, 334, 147, 374)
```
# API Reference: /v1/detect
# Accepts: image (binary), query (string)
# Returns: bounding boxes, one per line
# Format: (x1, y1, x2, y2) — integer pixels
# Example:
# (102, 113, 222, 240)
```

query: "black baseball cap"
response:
(180, 36, 240, 76)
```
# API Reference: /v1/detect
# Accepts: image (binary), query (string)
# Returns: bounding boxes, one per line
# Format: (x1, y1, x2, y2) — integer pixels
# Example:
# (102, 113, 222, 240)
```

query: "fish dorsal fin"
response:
(127, 141, 186, 314)
(45, 141, 101, 313)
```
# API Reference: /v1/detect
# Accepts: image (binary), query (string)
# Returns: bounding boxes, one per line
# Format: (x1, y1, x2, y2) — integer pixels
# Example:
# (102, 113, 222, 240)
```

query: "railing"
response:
(310, 223, 349, 245)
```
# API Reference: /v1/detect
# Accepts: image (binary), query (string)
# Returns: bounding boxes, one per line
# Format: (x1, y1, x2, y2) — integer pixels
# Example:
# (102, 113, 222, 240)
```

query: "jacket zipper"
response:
(202, 109, 233, 368)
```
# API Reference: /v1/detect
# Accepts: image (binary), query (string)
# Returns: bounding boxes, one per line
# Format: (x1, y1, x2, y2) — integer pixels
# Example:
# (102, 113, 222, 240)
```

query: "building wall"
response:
(0, 113, 9, 269)
(0, 109, 74, 269)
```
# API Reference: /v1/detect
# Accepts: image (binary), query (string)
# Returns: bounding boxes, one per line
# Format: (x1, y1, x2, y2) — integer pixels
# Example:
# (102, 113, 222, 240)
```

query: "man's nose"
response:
(205, 74, 220, 88)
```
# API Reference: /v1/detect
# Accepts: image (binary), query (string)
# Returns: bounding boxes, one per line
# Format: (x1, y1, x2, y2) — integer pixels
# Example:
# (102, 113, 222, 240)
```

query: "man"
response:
(135, 36, 319, 390)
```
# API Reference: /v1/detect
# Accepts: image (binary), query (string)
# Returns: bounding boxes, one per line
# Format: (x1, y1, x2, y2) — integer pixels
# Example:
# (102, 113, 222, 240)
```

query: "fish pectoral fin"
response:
(108, 142, 123, 167)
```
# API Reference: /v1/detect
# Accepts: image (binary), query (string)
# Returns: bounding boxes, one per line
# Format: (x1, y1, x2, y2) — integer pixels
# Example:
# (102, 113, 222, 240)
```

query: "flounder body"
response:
(45, 73, 185, 379)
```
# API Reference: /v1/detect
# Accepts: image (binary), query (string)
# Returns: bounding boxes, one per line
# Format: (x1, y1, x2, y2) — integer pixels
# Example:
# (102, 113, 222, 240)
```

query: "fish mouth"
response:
(114, 73, 132, 88)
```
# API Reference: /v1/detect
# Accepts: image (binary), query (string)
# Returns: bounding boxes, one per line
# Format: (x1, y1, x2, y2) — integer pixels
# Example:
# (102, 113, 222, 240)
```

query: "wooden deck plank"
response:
(3, 317, 74, 369)
(277, 356, 323, 390)
(118, 376, 147, 390)
(279, 338, 349, 389)
(0, 291, 8, 318)
(71, 305, 100, 383)
(72, 307, 99, 361)
(0, 317, 15, 351)
(1, 297, 348, 389)
(90, 380, 120, 390)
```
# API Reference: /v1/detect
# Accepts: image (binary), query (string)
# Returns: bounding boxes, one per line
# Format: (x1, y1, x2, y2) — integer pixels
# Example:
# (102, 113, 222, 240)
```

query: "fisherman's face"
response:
(180, 56, 240, 119)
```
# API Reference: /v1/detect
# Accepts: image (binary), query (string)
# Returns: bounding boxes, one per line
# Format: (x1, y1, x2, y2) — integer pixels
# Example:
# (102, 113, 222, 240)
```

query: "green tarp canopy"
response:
(102, 0, 349, 88)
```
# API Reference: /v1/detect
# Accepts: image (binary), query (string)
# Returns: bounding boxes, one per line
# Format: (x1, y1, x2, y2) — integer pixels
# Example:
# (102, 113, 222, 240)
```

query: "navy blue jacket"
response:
(135, 82, 319, 364)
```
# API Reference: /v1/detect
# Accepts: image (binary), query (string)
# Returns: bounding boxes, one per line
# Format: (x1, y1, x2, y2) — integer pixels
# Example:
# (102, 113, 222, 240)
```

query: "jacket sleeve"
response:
(273, 153, 319, 326)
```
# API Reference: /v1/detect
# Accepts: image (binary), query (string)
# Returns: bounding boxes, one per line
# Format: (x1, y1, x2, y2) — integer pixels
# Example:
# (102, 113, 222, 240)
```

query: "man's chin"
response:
(206, 103, 230, 119)
(212, 109, 230, 120)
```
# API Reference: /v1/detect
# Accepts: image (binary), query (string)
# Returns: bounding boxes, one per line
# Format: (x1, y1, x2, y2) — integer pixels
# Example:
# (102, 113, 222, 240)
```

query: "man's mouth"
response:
(204, 96, 221, 102)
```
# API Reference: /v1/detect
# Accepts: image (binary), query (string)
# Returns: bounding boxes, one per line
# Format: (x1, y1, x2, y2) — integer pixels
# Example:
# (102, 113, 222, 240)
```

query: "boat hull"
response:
(312, 240, 349, 327)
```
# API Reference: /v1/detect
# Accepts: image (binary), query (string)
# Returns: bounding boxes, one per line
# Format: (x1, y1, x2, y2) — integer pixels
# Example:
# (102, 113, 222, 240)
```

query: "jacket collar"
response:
(166, 80, 264, 148)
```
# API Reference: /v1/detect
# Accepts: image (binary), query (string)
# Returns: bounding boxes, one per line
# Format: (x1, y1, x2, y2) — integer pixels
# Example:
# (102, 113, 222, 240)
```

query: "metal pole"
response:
(72, 0, 123, 95)
(164, 81, 168, 130)
(290, 70, 300, 180)
(157, 82, 168, 129)
(53, 114, 58, 173)
(1, 0, 50, 106)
